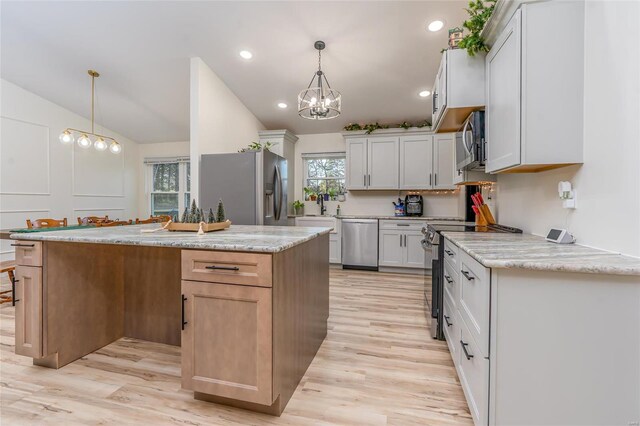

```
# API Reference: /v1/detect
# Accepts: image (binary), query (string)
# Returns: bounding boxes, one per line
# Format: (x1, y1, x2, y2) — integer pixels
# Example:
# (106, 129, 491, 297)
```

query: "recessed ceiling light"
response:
(239, 50, 253, 59)
(428, 20, 444, 32)
(277, 102, 288, 109)
(419, 90, 431, 98)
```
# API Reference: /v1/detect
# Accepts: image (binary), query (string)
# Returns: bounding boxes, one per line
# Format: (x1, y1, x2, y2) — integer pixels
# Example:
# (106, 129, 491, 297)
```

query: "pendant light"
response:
(59, 70, 121, 154)
(297, 41, 341, 120)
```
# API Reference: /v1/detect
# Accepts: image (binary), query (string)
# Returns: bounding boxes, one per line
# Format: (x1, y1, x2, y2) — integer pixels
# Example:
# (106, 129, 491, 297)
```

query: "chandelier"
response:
(298, 41, 341, 120)
(58, 70, 121, 154)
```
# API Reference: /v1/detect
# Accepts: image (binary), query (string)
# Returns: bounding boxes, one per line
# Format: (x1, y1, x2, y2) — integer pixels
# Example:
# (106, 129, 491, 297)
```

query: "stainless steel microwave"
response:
(455, 110, 486, 171)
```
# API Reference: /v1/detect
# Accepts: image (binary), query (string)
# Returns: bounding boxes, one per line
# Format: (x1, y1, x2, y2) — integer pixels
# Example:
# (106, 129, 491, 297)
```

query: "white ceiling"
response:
(1, 1, 468, 143)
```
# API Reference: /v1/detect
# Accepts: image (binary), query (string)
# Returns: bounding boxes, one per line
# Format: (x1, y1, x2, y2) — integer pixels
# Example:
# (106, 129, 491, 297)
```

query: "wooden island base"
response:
(13, 233, 329, 416)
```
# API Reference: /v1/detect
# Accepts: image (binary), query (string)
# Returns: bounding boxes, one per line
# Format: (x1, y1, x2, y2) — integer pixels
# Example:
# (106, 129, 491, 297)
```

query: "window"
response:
(302, 153, 345, 200)
(145, 157, 190, 217)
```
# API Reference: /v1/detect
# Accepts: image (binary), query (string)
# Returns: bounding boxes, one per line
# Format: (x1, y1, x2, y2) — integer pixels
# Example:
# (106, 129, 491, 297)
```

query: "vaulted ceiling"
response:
(1, 1, 468, 143)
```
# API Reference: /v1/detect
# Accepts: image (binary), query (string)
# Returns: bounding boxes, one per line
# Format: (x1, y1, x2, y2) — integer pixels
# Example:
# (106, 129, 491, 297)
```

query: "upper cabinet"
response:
(345, 130, 456, 191)
(485, 1, 584, 173)
(432, 49, 486, 133)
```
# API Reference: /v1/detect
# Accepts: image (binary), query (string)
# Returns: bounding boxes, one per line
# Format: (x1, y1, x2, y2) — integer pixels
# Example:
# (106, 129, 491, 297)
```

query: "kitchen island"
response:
(10, 224, 331, 415)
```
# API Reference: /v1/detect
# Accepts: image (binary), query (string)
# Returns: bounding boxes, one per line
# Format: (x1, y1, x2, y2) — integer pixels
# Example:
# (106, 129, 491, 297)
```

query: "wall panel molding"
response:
(0, 116, 51, 196)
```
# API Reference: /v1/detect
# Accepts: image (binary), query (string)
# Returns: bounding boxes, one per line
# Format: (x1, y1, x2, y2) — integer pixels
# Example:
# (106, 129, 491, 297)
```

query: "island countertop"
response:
(441, 232, 640, 276)
(10, 224, 332, 253)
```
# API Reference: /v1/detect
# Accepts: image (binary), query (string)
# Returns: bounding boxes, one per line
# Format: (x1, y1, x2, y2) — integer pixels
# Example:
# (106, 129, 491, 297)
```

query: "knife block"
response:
(475, 212, 488, 226)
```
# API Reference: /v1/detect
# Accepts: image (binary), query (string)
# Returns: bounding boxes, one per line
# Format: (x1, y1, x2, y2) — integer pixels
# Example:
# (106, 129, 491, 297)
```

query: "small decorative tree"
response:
(216, 199, 226, 223)
(208, 208, 215, 224)
(180, 207, 188, 223)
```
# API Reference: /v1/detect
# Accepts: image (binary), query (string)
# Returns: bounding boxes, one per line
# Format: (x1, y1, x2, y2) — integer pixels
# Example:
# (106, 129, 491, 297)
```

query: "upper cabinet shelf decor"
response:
(485, 1, 584, 173)
(432, 49, 486, 133)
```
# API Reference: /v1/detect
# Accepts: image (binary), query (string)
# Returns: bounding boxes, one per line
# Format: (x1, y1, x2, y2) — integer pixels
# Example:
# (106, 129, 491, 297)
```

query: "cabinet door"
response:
(400, 135, 433, 189)
(367, 137, 399, 189)
(404, 232, 426, 268)
(14, 265, 43, 358)
(329, 236, 341, 264)
(346, 138, 368, 189)
(378, 230, 404, 267)
(432, 52, 447, 126)
(486, 10, 522, 173)
(181, 280, 273, 405)
(433, 133, 456, 190)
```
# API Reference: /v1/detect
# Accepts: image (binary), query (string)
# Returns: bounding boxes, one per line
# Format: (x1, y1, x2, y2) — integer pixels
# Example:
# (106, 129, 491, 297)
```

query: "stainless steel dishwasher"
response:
(341, 219, 378, 270)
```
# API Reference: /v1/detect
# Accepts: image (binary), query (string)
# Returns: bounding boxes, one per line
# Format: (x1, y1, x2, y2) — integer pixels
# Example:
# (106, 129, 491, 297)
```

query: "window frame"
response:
(145, 157, 191, 217)
(301, 152, 346, 198)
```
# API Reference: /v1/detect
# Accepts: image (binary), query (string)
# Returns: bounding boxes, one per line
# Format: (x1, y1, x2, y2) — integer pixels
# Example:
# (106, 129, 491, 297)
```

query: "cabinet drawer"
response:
(443, 238, 458, 266)
(13, 241, 43, 267)
(458, 251, 490, 357)
(443, 258, 459, 305)
(442, 292, 459, 361)
(458, 317, 489, 426)
(379, 220, 424, 231)
(181, 250, 272, 287)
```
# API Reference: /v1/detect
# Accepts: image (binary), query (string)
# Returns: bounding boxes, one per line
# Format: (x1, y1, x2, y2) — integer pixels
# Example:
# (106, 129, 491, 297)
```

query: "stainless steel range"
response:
(421, 222, 522, 340)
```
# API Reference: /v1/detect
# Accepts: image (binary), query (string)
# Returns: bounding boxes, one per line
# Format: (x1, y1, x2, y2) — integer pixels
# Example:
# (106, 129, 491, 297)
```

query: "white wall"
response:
(495, 1, 640, 257)
(294, 132, 461, 217)
(137, 140, 190, 216)
(190, 57, 265, 202)
(0, 79, 140, 261)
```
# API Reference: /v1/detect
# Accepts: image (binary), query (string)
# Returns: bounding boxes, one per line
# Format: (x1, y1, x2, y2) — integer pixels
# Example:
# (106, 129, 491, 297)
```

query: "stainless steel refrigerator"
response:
(199, 150, 288, 226)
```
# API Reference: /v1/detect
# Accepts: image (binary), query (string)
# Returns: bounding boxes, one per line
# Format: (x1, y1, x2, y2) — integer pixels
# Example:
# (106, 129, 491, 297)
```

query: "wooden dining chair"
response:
(135, 217, 163, 225)
(77, 215, 109, 225)
(96, 220, 132, 227)
(26, 218, 68, 229)
(0, 260, 16, 305)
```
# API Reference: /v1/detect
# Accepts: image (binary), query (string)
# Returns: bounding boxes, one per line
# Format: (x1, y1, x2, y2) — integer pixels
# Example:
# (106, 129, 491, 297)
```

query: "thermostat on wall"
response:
(545, 228, 576, 244)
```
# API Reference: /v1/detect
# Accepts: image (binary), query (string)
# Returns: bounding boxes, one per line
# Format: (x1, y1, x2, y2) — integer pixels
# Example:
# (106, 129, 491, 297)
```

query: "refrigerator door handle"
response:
(274, 164, 283, 221)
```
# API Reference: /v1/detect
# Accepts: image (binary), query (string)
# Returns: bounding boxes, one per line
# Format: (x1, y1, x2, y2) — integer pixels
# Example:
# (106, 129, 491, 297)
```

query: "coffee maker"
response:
(404, 194, 423, 216)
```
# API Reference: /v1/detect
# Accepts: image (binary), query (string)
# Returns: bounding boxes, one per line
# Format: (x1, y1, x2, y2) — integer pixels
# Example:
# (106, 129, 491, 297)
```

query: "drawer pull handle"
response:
(205, 265, 240, 271)
(444, 275, 453, 284)
(460, 340, 474, 360)
(181, 295, 188, 330)
(11, 243, 35, 248)
(461, 270, 474, 281)
(444, 315, 452, 327)
(444, 249, 454, 256)
(397, 224, 410, 227)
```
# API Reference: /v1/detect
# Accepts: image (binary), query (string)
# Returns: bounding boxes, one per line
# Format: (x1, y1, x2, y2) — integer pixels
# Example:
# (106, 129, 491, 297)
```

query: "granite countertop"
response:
(10, 224, 332, 253)
(336, 215, 463, 221)
(441, 232, 640, 276)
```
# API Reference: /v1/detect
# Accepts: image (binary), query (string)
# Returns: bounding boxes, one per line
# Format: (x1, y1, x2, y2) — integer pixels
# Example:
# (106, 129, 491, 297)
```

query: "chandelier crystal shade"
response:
(59, 70, 121, 154)
(298, 41, 341, 120)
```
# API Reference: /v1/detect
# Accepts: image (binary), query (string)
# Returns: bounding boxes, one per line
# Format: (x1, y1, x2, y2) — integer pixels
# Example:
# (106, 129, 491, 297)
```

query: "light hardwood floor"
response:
(0, 269, 472, 425)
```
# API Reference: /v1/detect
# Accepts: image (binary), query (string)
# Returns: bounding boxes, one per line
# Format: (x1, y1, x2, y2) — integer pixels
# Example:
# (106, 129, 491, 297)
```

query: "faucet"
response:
(317, 194, 327, 216)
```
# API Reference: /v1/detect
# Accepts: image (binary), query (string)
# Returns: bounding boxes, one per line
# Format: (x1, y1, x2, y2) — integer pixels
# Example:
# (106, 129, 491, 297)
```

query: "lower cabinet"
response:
(181, 280, 273, 406)
(379, 226, 424, 269)
(458, 318, 489, 426)
(14, 265, 43, 359)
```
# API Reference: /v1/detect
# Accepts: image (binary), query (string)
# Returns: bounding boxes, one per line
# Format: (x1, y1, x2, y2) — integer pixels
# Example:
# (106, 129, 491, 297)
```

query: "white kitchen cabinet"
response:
(399, 135, 433, 189)
(367, 137, 399, 189)
(397, 132, 456, 191)
(432, 49, 486, 133)
(485, 2, 584, 173)
(433, 133, 456, 190)
(378, 230, 404, 267)
(345, 138, 368, 190)
(404, 232, 425, 268)
(378, 221, 426, 269)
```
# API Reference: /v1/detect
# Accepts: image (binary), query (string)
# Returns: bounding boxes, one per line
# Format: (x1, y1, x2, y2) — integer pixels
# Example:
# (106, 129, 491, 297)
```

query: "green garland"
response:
(344, 119, 431, 134)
